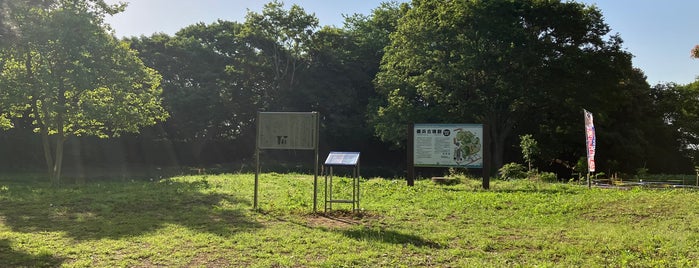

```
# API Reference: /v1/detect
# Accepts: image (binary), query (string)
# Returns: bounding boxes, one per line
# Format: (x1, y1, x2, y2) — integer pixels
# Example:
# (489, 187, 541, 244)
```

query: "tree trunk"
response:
(52, 83, 67, 186)
(31, 98, 54, 182)
(27, 52, 56, 181)
(41, 128, 55, 181)
(492, 134, 505, 171)
(52, 131, 65, 186)
(487, 113, 514, 173)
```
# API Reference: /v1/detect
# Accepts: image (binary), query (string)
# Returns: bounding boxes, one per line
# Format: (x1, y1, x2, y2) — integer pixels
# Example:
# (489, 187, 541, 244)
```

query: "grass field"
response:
(1, 173, 699, 267)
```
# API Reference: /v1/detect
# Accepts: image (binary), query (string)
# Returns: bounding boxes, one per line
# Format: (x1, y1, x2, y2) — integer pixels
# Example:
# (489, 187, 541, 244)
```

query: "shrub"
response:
(519, 134, 539, 172)
(538, 172, 558, 183)
(498, 162, 527, 180)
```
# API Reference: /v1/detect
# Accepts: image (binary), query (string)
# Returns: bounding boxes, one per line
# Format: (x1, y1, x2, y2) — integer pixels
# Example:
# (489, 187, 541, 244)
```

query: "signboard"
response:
(257, 112, 318, 150)
(254, 111, 320, 211)
(324, 152, 360, 166)
(413, 124, 483, 168)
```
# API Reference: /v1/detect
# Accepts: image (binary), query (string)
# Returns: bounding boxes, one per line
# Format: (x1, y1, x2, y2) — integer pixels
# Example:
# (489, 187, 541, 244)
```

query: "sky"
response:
(102, 0, 699, 86)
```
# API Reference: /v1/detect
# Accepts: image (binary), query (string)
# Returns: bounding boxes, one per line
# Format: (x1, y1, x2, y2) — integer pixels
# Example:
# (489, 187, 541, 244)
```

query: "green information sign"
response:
(413, 124, 483, 168)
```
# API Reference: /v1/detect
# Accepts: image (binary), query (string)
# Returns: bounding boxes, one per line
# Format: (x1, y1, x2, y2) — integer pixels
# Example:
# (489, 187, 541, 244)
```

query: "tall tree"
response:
(372, 0, 634, 170)
(293, 2, 407, 151)
(0, 0, 167, 184)
(239, 0, 318, 111)
(652, 81, 699, 167)
(128, 21, 261, 163)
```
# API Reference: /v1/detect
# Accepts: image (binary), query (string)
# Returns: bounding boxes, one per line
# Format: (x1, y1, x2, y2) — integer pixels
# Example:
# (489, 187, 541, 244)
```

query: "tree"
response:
(520, 134, 539, 172)
(239, 0, 319, 111)
(128, 21, 261, 163)
(291, 2, 407, 152)
(0, 0, 167, 184)
(652, 82, 699, 166)
(372, 0, 635, 170)
(128, 2, 406, 165)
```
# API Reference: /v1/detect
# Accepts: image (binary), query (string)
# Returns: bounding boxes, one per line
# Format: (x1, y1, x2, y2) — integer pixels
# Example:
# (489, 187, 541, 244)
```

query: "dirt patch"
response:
(306, 215, 356, 228)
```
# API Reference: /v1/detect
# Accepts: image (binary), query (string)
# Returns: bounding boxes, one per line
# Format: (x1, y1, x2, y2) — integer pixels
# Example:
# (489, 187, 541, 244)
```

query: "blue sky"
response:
(103, 0, 699, 86)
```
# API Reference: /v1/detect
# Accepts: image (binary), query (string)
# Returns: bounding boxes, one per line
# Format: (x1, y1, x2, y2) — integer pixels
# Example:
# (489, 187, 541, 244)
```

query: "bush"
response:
(538, 172, 558, 183)
(499, 162, 527, 180)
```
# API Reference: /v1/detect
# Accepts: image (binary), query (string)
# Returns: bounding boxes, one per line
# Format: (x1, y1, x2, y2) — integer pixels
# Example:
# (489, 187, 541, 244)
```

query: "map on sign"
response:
(414, 124, 483, 168)
(257, 112, 317, 150)
(324, 152, 360, 166)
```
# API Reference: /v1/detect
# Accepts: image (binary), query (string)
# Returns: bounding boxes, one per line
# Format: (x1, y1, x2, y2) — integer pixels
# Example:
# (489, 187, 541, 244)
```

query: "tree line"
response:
(1, 0, 698, 182)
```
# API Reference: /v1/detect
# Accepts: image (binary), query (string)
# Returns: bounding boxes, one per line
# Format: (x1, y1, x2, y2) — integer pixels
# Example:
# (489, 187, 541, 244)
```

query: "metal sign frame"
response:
(254, 111, 320, 211)
(323, 152, 360, 212)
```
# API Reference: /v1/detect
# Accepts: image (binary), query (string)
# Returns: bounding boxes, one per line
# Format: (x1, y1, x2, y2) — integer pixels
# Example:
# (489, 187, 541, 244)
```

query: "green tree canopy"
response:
(127, 2, 410, 166)
(239, 0, 319, 111)
(0, 0, 167, 184)
(128, 20, 264, 163)
(290, 2, 407, 151)
(652, 82, 699, 165)
(372, 0, 646, 171)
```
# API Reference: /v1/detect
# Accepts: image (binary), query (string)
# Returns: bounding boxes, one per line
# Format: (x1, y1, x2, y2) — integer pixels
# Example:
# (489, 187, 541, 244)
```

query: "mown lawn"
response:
(1, 173, 699, 267)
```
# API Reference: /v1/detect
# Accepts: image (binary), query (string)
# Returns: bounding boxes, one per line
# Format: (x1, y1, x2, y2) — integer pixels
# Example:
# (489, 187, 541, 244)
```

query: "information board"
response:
(324, 152, 360, 166)
(257, 112, 318, 150)
(254, 111, 320, 211)
(413, 124, 483, 168)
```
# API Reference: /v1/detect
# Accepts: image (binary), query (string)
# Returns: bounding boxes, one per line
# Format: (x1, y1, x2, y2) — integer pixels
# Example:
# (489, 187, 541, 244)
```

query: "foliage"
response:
(574, 156, 588, 176)
(127, 1, 405, 163)
(371, 0, 646, 172)
(1, 0, 698, 177)
(652, 82, 699, 166)
(519, 134, 539, 172)
(239, 0, 318, 111)
(498, 162, 527, 180)
(2, 173, 699, 266)
(127, 21, 261, 163)
(298, 2, 406, 151)
(535, 171, 559, 183)
(0, 0, 167, 184)
(631, 168, 650, 182)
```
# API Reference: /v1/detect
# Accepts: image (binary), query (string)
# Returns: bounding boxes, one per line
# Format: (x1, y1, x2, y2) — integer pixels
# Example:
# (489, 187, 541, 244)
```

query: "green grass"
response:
(2, 173, 699, 267)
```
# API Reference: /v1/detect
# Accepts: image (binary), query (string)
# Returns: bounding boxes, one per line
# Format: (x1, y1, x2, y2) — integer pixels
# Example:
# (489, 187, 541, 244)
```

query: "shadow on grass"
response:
(0, 178, 261, 240)
(341, 228, 444, 249)
(0, 239, 64, 267)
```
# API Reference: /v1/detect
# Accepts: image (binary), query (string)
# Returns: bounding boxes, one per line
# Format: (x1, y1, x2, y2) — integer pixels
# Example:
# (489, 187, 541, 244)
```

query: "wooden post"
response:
(254, 112, 260, 209)
(407, 123, 415, 186)
(482, 124, 490, 190)
(313, 112, 319, 212)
